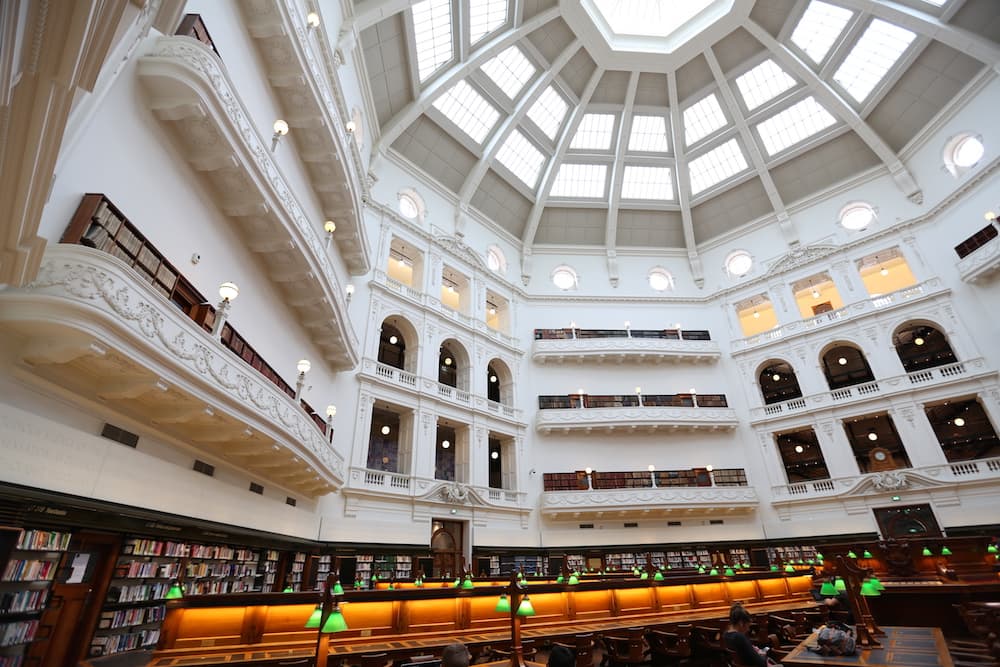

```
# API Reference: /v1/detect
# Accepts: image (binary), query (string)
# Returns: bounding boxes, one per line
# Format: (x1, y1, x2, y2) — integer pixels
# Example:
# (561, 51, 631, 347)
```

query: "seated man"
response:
(809, 584, 854, 623)
(725, 604, 781, 667)
(442, 643, 472, 667)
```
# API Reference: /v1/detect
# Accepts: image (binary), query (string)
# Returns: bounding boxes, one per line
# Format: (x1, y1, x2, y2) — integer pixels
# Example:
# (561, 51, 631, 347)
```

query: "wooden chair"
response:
(490, 639, 538, 662)
(552, 633, 595, 667)
(646, 624, 692, 665)
(691, 620, 728, 665)
(361, 652, 392, 667)
(601, 627, 647, 667)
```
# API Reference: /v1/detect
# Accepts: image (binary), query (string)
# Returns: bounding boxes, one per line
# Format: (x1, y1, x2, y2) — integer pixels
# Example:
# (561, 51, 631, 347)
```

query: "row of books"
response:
(109, 583, 172, 603)
(2, 559, 57, 582)
(117, 560, 180, 579)
(0, 620, 38, 648)
(15, 531, 71, 552)
(0, 589, 47, 615)
(89, 628, 160, 656)
(184, 562, 257, 578)
(122, 539, 189, 557)
(99, 605, 166, 630)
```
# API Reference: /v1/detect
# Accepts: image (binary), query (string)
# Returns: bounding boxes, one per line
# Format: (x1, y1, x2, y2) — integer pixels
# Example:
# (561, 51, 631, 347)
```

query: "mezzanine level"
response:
(955, 219, 1000, 284)
(532, 327, 720, 364)
(541, 484, 759, 520)
(535, 393, 736, 434)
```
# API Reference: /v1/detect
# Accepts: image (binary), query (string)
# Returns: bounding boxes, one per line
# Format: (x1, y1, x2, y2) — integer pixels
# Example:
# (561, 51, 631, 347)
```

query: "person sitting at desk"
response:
(725, 604, 782, 667)
(442, 643, 472, 667)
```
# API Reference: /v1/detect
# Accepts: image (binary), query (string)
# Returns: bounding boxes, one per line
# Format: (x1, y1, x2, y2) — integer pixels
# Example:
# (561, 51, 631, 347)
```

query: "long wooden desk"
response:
(783, 626, 954, 667)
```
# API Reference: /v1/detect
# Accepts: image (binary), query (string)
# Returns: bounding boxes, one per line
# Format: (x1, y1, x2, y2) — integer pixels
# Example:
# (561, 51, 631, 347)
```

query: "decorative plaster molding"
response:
(535, 406, 738, 433)
(532, 337, 721, 364)
(957, 234, 1000, 284)
(541, 486, 759, 518)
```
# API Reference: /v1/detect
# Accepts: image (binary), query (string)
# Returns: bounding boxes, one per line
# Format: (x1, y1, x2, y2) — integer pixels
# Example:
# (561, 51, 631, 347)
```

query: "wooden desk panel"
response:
(783, 626, 953, 667)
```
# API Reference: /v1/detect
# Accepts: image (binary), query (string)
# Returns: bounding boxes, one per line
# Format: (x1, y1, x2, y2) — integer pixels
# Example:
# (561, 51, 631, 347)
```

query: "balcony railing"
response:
(541, 484, 759, 519)
(956, 223, 1000, 284)
(732, 278, 946, 352)
(751, 359, 986, 422)
(535, 327, 710, 340)
(536, 394, 737, 433)
(539, 393, 727, 409)
(544, 468, 747, 491)
(532, 328, 720, 364)
(347, 468, 527, 511)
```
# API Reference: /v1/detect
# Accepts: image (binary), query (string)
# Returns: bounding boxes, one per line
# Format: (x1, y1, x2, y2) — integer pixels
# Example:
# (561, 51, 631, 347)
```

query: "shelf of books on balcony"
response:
(282, 552, 308, 592)
(499, 555, 547, 576)
(767, 545, 819, 567)
(0, 529, 72, 666)
(259, 549, 280, 591)
(534, 328, 711, 341)
(728, 548, 750, 567)
(664, 548, 713, 569)
(565, 555, 586, 573)
(312, 555, 332, 591)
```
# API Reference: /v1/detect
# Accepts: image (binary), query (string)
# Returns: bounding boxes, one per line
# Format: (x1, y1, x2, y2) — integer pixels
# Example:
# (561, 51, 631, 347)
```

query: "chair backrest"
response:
(361, 652, 390, 667)
(400, 661, 440, 667)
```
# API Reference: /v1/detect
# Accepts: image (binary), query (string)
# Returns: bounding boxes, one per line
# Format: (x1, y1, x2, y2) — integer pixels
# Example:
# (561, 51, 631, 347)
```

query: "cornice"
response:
(535, 405, 739, 433)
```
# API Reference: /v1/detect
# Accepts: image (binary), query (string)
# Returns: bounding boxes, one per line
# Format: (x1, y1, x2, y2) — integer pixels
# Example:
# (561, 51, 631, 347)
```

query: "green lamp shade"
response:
(989, 544, 998, 554)
(453, 578, 461, 588)
(321, 608, 348, 632)
(283, 586, 295, 593)
(863, 550, 873, 558)
(869, 576, 885, 591)
(516, 596, 536, 616)
(940, 546, 953, 556)
(332, 582, 344, 595)
(784, 565, 795, 573)
(573, 570, 580, 576)
(698, 566, 706, 574)
(709, 568, 719, 576)
(860, 581, 881, 597)
(462, 577, 474, 589)
(640, 572, 648, 580)
(922, 547, 932, 556)
(846, 551, 857, 559)
(724, 568, 735, 577)
(495, 594, 511, 613)
(517, 572, 524, 580)
(806, 559, 814, 565)
(556, 575, 564, 584)
(165, 582, 184, 600)
(388, 584, 394, 590)
(568, 574, 579, 585)
(414, 579, 423, 588)
(305, 605, 323, 629)
(820, 581, 838, 596)
(371, 574, 378, 581)
(834, 578, 846, 592)
(816, 553, 824, 561)
(770, 565, 778, 572)
(354, 579, 362, 588)
(653, 571, 664, 581)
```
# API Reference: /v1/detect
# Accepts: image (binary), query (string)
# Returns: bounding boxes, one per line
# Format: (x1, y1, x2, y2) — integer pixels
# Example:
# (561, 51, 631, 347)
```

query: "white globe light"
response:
(444, 357, 453, 366)
(325, 405, 337, 417)
(772, 374, 781, 382)
(273, 119, 289, 136)
(753, 311, 760, 319)
(381, 425, 391, 435)
(914, 337, 925, 346)
(954, 417, 966, 427)
(218, 281, 239, 302)
(324, 220, 336, 233)
(491, 451, 499, 460)
(838, 357, 847, 366)
(389, 335, 398, 345)
(345, 120, 357, 134)
(490, 375, 498, 383)
(868, 432, 878, 441)
(647, 464, 655, 472)
(441, 440, 450, 449)
(296, 359, 311, 374)
(306, 11, 320, 28)
(794, 445, 804, 454)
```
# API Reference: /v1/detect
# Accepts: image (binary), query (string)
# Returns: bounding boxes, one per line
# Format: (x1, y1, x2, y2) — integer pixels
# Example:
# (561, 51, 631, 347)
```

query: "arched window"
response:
(892, 323, 957, 373)
(487, 363, 501, 403)
(438, 344, 457, 387)
(758, 361, 803, 405)
(820, 344, 875, 390)
(378, 323, 406, 370)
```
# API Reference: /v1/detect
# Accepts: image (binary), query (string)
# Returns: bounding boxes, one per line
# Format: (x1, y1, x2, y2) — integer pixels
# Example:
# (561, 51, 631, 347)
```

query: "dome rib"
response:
(604, 71, 640, 252)
(666, 71, 703, 287)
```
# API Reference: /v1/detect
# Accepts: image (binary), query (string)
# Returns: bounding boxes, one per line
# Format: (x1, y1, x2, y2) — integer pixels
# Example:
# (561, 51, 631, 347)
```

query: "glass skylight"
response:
(592, 0, 713, 38)
(684, 94, 727, 146)
(527, 86, 569, 140)
(735, 60, 796, 111)
(432, 80, 500, 143)
(496, 130, 545, 188)
(688, 138, 748, 194)
(621, 166, 674, 200)
(628, 115, 669, 152)
(412, 0, 454, 82)
(570, 114, 616, 150)
(481, 46, 535, 100)
(469, 0, 508, 44)
(550, 164, 608, 198)
(790, 1, 853, 65)
(833, 19, 916, 103)
(755, 96, 836, 156)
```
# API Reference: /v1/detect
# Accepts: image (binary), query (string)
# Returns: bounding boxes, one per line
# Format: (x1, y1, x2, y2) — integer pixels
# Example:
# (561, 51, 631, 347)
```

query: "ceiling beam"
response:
(835, 0, 1000, 72)
(372, 6, 560, 160)
(667, 72, 704, 288)
(703, 49, 799, 248)
(745, 18, 923, 205)
(456, 40, 582, 206)
(604, 72, 639, 285)
(352, 0, 421, 32)
(521, 67, 604, 253)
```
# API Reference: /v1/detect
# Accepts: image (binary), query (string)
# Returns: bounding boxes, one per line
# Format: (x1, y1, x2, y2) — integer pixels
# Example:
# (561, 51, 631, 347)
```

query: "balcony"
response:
(541, 484, 759, 520)
(343, 467, 529, 518)
(956, 222, 1000, 284)
(770, 456, 1000, 520)
(731, 278, 948, 354)
(751, 359, 994, 423)
(137, 36, 359, 370)
(533, 328, 719, 364)
(0, 245, 343, 495)
(536, 393, 737, 434)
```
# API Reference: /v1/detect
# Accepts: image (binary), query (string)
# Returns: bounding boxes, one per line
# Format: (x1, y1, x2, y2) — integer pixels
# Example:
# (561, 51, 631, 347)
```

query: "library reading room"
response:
(1, 0, 1000, 666)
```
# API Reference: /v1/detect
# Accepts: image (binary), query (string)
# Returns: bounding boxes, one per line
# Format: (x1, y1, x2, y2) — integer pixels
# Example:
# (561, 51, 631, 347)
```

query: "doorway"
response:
(430, 519, 464, 578)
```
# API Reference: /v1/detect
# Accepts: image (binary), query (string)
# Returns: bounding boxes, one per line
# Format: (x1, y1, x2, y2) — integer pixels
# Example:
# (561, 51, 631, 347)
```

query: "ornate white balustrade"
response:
(732, 279, 948, 354)
(532, 336, 720, 364)
(536, 405, 738, 434)
(957, 233, 1000, 284)
(0, 246, 344, 496)
(751, 359, 992, 423)
(344, 467, 528, 517)
(541, 485, 759, 520)
(770, 456, 1000, 519)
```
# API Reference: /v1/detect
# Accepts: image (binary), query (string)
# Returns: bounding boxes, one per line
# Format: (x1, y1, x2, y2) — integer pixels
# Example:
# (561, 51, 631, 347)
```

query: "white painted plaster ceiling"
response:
(357, 0, 999, 255)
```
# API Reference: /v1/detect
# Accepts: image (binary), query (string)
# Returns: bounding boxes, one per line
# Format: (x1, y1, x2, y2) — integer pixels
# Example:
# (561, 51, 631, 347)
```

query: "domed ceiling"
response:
(356, 0, 999, 275)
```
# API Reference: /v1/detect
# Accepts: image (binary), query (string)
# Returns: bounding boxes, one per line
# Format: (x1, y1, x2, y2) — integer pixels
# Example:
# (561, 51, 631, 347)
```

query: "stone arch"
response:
(378, 314, 420, 372)
(819, 339, 876, 390)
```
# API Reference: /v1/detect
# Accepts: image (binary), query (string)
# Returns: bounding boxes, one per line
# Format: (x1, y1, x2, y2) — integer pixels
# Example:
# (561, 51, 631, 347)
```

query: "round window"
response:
(551, 265, 578, 290)
(648, 267, 673, 291)
(725, 250, 753, 277)
(953, 135, 984, 168)
(398, 193, 419, 219)
(839, 202, 875, 231)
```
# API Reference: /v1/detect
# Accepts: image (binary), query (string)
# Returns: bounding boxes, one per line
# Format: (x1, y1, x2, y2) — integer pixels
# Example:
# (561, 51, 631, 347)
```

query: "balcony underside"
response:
(533, 338, 721, 364)
(0, 246, 343, 496)
(536, 407, 738, 434)
(138, 37, 359, 371)
(957, 235, 1000, 284)
(541, 487, 759, 520)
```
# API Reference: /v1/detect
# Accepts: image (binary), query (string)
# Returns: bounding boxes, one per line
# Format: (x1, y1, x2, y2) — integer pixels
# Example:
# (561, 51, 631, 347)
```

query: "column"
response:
(426, 253, 443, 302)
(767, 281, 799, 326)
(397, 410, 416, 475)
(830, 259, 860, 302)
(790, 343, 829, 397)
(375, 218, 392, 274)
(816, 419, 860, 478)
(859, 324, 905, 379)
(889, 403, 948, 469)
(755, 430, 790, 488)
(351, 393, 376, 469)
(412, 409, 437, 479)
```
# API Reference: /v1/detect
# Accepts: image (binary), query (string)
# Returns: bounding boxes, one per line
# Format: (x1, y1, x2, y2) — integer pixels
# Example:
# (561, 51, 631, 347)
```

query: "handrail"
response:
(535, 328, 711, 341)
(539, 393, 727, 409)
(543, 468, 748, 491)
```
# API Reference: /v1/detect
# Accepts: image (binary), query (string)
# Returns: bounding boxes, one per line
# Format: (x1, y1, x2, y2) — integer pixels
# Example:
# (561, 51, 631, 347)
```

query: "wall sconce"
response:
(441, 439, 450, 449)
(624, 320, 631, 337)
(986, 210, 997, 222)
(381, 425, 391, 436)
(345, 283, 355, 303)
(648, 464, 656, 488)
(325, 405, 336, 441)
(294, 359, 311, 400)
(577, 388, 585, 409)
(635, 386, 642, 407)
(306, 11, 320, 29)
(570, 321, 577, 339)
(345, 120, 357, 134)
(212, 281, 239, 336)
(584, 467, 593, 490)
(271, 119, 289, 152)
(324, 220, 336, 250)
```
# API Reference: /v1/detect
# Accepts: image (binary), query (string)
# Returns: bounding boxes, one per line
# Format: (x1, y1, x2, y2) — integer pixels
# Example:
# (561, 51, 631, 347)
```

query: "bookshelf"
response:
(728, 548, 750, 566)
(313, 555, 332, 590)
(355, 555, 373, 586)
(498, 555, 547, 576)
(767, 545, 819, 565)
(488, 556, 501, 577)
(0, 529, 71, 667)
(664, 548, 712, 569)
(284, 552, 308, 592)
(565, 554, 586, 572)
(259, 550, 280, 592)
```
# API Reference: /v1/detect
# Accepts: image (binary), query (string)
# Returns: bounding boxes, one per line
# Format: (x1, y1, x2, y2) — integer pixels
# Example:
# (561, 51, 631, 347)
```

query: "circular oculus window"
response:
(648, 268, 673, 291)
(953, 135, 984, 168)
(551, 266, 578, 290)
(839, 202, 875, 231)
(725, 251, 753, 277)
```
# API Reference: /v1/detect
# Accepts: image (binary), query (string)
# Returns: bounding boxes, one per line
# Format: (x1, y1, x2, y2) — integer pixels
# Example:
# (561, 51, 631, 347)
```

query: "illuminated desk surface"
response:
(783, 627, 953, 667)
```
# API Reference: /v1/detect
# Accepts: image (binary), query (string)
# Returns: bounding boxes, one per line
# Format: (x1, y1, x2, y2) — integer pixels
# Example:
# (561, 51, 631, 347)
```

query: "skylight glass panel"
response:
(621, 166, 674, 200)
(683, 94, 727, 146)
(755, 96, 836, 156)
(496, 130, 545, 188)
(628, 115, 669, 152)
(432, 80, 500, 143)
(469, 0, 508, 44)
(412, 0, 454, 82)
(688, 139, 749, 195)
(790, 1, 853, 64)
(481, 46, 535, 100)
(592, 0, 713, 38)
(550, 163, 608, 198)
(833, 19, 916, 102)
(735, 59, 797, 111)
(570, 114, 616, 150)
(527, 86, 569, 140)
